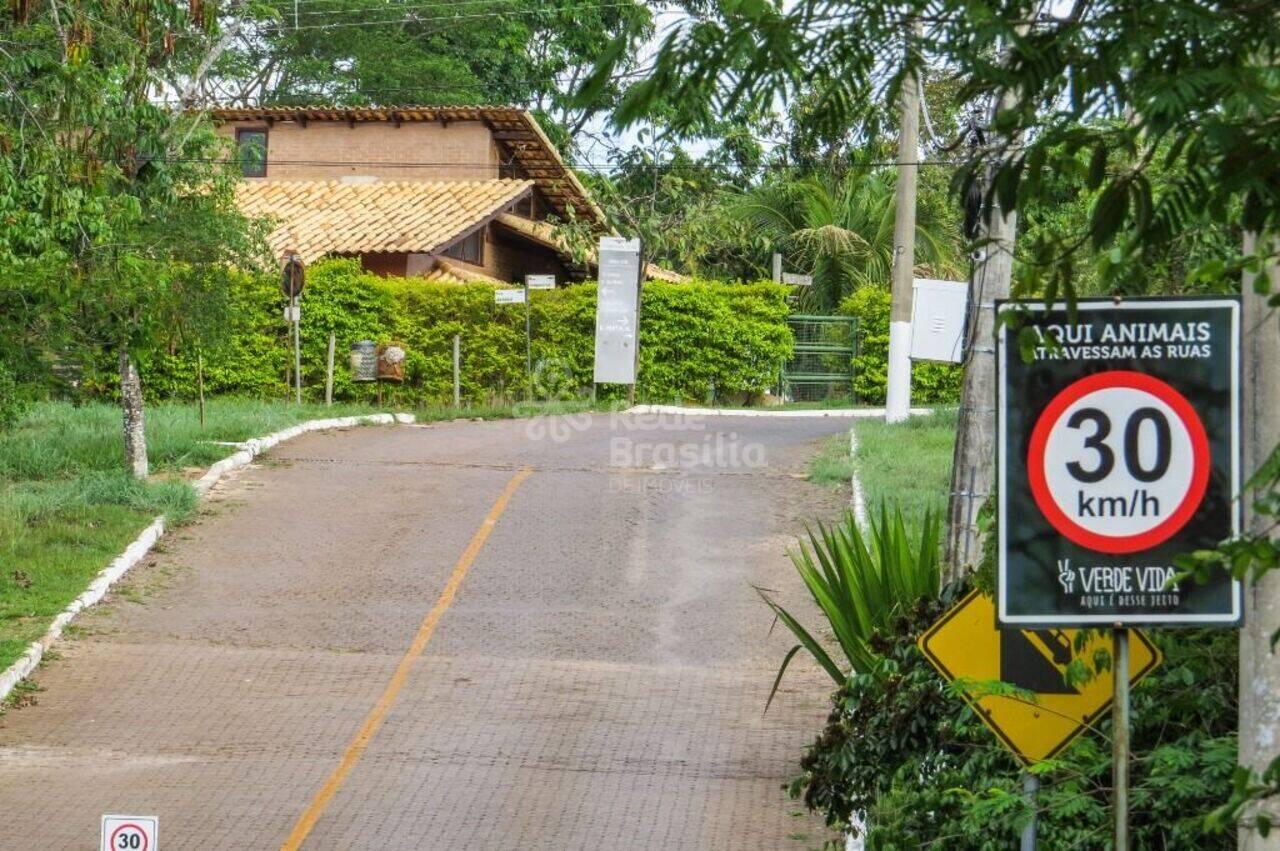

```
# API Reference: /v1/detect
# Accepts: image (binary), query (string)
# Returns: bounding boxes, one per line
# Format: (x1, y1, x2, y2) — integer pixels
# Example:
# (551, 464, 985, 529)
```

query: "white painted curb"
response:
(0, 412, 415, 704)
(626, 404, 934, 419)
(848, 425, 867, 528)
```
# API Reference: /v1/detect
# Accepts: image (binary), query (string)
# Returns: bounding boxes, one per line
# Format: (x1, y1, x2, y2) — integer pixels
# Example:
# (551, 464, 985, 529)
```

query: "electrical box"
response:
(910, 279, 968, 363)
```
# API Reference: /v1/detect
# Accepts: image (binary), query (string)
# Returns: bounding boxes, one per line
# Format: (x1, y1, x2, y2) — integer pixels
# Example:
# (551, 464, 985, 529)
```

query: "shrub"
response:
(760, 504, 941, 703)
(792, 580, 1238, 849)
(0, 359, 27, 430)
(134, 260, 795, 406)
(838, 287, 963, 405)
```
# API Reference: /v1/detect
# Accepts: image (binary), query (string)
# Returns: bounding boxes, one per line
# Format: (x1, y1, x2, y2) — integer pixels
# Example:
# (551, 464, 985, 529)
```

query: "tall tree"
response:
(2, 0, 259, 475)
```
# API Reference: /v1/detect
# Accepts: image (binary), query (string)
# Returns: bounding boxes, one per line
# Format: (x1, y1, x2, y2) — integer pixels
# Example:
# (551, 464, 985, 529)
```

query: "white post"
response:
(884, 23, 922, 424)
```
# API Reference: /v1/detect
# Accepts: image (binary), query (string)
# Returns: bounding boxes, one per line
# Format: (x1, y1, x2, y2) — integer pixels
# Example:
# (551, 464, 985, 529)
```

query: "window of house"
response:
(236, 128, 268, 177)
(443, 229, 484, 265)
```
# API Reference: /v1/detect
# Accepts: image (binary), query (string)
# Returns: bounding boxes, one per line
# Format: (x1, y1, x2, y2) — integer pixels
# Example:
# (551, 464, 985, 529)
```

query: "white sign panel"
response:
(102, 815, 158, 851)
(494, 288, 526, 305)
(593, 237, 642, 384)
(526, 274, 556, 290)
(781, 272, 813, 287)
(910, 279, 968, 363)
(283, 304, 300, 322)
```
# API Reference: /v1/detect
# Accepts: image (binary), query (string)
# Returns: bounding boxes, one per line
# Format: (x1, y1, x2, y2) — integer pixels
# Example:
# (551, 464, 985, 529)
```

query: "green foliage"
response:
(0, 361, 28, 432)
(837, 287, 962, 405)
(736, 166, 962, 311)
(792, 585, 1238, 849)
(852, 410, 957, 529)
(760, 504, 941, 701)
(136, 260, 794, 405)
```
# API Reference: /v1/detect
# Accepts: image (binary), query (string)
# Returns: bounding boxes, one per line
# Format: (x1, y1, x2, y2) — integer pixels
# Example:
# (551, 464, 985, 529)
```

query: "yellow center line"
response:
(280, 466, 534, 850)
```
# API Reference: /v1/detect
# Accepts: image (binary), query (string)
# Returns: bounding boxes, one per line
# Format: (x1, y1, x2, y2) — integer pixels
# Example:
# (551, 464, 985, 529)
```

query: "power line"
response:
(143, 154, 964, 172)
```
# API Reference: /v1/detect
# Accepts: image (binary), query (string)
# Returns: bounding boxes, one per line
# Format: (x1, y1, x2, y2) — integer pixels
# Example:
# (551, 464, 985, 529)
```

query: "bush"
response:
(838, 287, 963, 405)
(134, 260, 794, 406)
(0, 359, 27, 430)
(793, 579, 1238, 849)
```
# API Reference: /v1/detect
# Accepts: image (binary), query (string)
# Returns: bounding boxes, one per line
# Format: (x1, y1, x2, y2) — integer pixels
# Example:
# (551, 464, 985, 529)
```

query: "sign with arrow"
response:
(918, 590, 1162, 765)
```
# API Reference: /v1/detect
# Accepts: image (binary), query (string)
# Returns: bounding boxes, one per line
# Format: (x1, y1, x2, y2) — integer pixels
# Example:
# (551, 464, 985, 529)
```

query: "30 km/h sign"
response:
(101, 815, 157, 851)
(998, 298, 1240, 627)
(919, 591, 1162, 766)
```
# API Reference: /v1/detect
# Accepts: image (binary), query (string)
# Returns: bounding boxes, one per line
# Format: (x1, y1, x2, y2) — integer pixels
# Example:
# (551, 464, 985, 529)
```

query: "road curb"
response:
(627, 404, 934, 418)
(0, 412, 416, 705)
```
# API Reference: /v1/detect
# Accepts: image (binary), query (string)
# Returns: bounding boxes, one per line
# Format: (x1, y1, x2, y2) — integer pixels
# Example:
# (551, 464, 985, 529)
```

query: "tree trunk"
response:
(943, 177, 1019, 578)
(1239, 234, 1280, 850)
(119, 348, 149, 479)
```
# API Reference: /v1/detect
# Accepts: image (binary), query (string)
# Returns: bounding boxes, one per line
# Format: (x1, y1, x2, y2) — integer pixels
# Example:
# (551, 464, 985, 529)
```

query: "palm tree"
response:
(736, 167, 961, 311)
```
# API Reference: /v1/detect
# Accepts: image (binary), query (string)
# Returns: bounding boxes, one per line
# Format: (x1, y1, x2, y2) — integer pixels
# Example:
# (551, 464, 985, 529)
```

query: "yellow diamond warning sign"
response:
(918, 590, 1162, 765)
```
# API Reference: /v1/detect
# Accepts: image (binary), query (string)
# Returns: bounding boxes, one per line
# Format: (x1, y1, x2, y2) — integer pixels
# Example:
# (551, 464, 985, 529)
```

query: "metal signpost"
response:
(522, 275, 554, 398)
(996, 296, 1240, 849)
(494, 287, 530, 397)
(592, 237, 643, 400)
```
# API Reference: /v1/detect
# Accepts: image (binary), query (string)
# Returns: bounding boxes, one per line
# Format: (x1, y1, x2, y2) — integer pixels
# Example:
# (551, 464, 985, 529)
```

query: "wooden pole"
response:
(197, 348, 206, 429)
(453, 333, 461, 408)
(324, 332, 335, 407)
(1239, 234, 1280, 850)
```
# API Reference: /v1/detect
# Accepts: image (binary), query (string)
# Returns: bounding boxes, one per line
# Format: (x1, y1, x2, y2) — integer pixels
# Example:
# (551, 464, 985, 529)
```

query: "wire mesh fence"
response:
(782, 315, 857, 404)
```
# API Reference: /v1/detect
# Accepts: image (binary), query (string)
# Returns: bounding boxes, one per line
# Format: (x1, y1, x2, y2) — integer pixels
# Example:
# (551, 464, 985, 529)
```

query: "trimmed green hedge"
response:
(838, 287, 963, 405)
(138, 259, 794, 405)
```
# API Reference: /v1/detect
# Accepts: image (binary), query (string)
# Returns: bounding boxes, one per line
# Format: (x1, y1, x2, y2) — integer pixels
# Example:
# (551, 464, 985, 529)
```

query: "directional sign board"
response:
(998, 298, 1240, 626)
(102, 815, 157, 851)
(593, 237, 642, 384)
(919, 591, 1162, 765)
(494, 287, 526, 305)
(526, 274, 556, 290)
(781, 272, 813, 287)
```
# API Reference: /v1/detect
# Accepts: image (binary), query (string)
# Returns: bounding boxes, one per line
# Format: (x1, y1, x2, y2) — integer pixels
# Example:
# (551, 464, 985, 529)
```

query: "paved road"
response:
(0, 411, 851, 849)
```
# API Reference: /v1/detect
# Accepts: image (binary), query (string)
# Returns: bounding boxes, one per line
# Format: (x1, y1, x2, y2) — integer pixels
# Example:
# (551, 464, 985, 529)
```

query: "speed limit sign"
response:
(998, 298, 1240, 627)
(101, 815, 157, 851)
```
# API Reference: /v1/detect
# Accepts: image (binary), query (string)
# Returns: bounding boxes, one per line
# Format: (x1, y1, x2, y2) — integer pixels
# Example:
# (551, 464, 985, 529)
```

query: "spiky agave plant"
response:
(760, 503, 940, 709)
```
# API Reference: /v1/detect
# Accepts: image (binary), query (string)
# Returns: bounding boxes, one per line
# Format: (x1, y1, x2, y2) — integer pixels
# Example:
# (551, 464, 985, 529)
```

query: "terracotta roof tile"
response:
(237, 179, 533, 264)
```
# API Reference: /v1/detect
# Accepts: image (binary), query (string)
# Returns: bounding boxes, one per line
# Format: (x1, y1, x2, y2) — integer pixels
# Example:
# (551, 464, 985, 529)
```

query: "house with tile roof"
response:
(212, 105, 684, 285)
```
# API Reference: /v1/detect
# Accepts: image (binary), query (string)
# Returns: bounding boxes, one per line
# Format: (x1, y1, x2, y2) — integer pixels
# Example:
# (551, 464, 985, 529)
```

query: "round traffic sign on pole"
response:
(1027, 370, 1210, 555)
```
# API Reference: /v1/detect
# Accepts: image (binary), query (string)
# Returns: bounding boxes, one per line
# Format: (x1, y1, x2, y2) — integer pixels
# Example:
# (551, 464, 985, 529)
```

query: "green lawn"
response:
(851, 409, 958, 522)
(0, 397, 594, 673)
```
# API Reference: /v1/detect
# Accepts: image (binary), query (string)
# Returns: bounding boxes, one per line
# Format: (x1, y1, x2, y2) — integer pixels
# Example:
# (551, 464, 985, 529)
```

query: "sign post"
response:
(996, 296, 1240, 849)
(522, 276, 553, 400)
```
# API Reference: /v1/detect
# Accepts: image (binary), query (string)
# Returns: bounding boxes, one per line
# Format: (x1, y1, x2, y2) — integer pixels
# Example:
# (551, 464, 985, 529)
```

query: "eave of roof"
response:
(206, 104, 606, 228)
(493, 214, 689, 283)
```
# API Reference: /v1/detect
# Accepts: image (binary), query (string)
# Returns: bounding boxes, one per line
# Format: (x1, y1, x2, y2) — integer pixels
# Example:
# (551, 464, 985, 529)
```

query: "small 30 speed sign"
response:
(101, 815, 157, 851)
(998, 298, 1240, 627)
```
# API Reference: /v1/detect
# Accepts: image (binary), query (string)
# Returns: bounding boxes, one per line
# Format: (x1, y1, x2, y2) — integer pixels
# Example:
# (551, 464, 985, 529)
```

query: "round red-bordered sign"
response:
(109, 823, 151, 851)
(1027, 370, 1210, 554)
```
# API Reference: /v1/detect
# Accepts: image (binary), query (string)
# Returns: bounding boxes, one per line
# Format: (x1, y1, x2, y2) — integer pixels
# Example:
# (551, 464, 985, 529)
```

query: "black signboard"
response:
(997, 298, 1240, 627)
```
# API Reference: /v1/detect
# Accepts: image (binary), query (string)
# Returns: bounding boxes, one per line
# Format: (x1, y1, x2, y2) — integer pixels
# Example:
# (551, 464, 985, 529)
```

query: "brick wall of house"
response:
(218, 120, 500, 181)
(452, 225, 571, 282)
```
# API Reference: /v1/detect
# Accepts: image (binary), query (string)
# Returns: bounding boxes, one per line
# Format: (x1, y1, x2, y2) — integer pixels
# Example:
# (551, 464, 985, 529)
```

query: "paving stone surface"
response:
(0, 412, 851, 849)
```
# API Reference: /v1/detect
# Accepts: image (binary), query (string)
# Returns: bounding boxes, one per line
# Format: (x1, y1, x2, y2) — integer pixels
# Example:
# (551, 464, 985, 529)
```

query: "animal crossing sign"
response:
(998, 298, 1240, 627)
(919, 591, 1161, 765)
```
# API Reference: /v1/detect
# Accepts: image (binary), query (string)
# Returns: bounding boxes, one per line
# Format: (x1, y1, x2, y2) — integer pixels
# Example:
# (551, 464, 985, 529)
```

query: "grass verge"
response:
(851, 409, 957, 522)
(0, 397, 591, 673)
(808, 432, 856, 488)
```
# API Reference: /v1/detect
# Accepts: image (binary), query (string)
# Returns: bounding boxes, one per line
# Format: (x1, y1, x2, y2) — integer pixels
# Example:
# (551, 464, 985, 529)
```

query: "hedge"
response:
(137, 259, 794, 406)
(838, 286, 963, 405)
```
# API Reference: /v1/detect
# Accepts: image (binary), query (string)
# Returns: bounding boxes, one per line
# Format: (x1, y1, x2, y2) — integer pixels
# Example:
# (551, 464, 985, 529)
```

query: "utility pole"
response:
(1239, 234, 1280, 850)
(884, 21, 922, 424)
